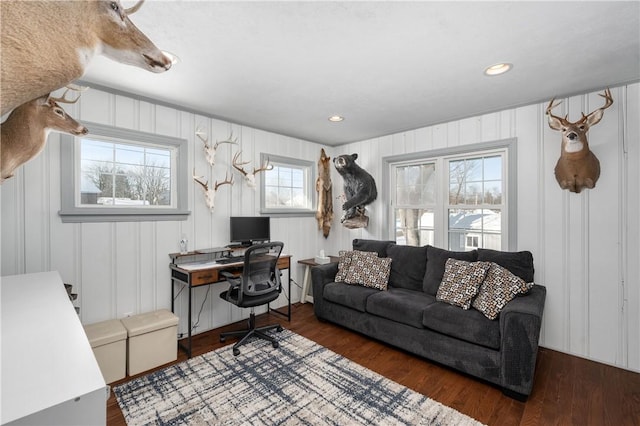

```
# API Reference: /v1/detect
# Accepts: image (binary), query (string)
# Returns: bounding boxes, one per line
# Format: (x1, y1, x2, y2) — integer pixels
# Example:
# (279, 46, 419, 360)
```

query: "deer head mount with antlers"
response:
(195, 129, 237, 166)
(1, 88, 88, 184)
(193, 170, 234, 211)
(232, 151, 273, 189)
(1, 0, 171, 116)
(546, 88, 613, 193)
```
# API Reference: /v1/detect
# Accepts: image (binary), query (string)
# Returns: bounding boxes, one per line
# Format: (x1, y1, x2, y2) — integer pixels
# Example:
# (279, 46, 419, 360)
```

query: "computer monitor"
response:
(229, 216, 270, 247)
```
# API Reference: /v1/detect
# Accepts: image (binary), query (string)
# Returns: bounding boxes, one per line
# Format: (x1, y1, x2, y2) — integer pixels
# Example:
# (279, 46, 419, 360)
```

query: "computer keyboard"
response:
(216, 256, 244, 264)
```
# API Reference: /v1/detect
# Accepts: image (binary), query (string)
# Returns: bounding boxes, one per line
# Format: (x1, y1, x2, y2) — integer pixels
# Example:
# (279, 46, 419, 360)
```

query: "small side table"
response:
(298, 256, 339, 304)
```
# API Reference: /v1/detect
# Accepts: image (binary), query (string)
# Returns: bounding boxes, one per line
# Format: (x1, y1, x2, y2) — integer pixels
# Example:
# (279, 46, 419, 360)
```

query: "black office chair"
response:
(219, 241, 284, 356)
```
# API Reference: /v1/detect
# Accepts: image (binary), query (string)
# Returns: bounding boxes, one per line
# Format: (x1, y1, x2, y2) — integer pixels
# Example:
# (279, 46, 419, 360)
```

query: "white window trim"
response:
(382, 138, 517, 250)
(260, 153, 316, 217)
(59, 122, 190, 223)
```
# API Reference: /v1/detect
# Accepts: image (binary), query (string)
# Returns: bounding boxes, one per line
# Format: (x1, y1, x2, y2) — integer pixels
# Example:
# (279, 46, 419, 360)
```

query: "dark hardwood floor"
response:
(107, 303, 640, 425)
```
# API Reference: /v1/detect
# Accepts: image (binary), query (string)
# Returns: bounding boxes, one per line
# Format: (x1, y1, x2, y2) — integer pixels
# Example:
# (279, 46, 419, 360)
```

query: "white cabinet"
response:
(1, 271, 107, 425)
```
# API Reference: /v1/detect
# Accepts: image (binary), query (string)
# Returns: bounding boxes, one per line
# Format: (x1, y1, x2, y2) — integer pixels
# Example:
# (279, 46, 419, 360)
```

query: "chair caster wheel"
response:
(276, 326, 283, 332)
(220, 336, 226, 342)
(272, 341, 279, 349)
(233, 347, 240, 356)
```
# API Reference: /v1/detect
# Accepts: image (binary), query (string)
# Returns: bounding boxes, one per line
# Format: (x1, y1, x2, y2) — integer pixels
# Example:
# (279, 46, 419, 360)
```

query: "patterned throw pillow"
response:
(335, 250, 377, 282)
(472, 262, 535, 320)
(343, 252, 392, 290)
(436, 258, 492, 309)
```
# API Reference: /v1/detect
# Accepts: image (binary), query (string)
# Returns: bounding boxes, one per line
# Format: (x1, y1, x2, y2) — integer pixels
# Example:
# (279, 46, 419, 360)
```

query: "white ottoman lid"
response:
(121, 309, 179, 337)
(84, 319, 127, 347)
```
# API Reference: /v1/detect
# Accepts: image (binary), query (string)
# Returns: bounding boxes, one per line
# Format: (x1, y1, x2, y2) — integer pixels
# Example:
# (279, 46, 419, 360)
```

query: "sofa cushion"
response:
(386, 244, 428, 291)
(335, 250, 377, 282)
(423, 245, 478, 295)
(323, 282, 379, 312)
(423, 302, 501, 350)
(477, 248, 534, 282)
(344, 252, 392, 290)
(352, 239, 396, 257)
(436, 259, 491, 309)
(366, 288, 436, 328)
(472, 262, 535, 320)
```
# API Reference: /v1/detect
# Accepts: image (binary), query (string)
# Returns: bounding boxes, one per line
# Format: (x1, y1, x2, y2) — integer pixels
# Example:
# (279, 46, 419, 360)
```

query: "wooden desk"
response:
(298, 256, 339, 304)
(170, 250, 291, 357)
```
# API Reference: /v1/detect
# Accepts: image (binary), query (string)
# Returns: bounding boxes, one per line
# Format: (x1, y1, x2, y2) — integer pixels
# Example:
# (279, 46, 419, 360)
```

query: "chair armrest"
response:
(311, 262, 339, 319)
(220, 271, 241, 286)
(499, 284, 546, 397)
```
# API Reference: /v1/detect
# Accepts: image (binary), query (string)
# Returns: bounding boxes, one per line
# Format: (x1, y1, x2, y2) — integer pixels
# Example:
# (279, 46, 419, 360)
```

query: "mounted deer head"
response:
(193, 170, 234, 211)
(195, 129, 237, 166)
(1, 0, 172, 115)
(1, 89, 89, 184)
(232, 151, 273, 189)
(546, 88, 613, 193)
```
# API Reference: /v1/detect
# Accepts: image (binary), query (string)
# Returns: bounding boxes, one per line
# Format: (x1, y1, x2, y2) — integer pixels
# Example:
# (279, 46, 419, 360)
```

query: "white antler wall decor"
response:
(193, 169, 233, 211)
(195, 127, 237, 166)
(193, 126, 236, 211)
(232, 151, 273, 189)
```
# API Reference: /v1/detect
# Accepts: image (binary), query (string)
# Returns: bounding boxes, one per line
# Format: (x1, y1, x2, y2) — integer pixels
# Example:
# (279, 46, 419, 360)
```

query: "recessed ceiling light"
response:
(162, 50, 180, 65)
(328, 115, 345, 122)
(484, 63, 512, 76)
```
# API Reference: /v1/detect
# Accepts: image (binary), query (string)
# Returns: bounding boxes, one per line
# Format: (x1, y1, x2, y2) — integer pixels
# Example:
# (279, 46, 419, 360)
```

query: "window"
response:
(59, 122, 189, 222)
(260, 154, 315, 216)
(383, 138, 516, 251)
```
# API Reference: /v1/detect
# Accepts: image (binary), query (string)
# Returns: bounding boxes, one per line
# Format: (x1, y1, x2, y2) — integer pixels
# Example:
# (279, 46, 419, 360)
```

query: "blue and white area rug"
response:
(114, 330, 484, 425)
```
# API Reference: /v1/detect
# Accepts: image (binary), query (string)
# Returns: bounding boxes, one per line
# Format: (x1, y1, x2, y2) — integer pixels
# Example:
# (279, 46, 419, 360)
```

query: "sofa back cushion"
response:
(423, 245, 478, 295)
(386, 244, 428, 291)
(352, 239, 395, 257)
(477, 248, 534, 282)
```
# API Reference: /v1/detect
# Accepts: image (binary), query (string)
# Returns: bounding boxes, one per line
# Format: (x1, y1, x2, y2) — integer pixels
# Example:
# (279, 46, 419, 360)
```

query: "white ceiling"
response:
(82, 1, 640, 146)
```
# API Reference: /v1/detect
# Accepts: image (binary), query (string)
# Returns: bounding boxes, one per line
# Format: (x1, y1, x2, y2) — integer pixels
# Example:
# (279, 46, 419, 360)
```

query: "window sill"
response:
(58, 209, 190, 223)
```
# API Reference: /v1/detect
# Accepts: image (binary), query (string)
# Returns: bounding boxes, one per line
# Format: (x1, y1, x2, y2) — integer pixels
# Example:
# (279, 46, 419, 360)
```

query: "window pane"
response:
(448, 208, 501, 251)
(395, 163, 435, 206)
(80, 138, 173, 207)
(395, 208, 434, 246)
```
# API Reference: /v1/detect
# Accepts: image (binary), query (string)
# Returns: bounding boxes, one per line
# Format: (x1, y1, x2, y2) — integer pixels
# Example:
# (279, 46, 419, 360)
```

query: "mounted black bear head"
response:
(333, 153, 377, 224)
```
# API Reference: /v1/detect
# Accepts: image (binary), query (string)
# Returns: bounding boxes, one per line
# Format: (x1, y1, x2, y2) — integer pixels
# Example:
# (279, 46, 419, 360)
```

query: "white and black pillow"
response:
(472, 262, 534, 319)
(436, 258, 492, 309)
(343, 251, 392, 290)
(335, 250, 377, 283)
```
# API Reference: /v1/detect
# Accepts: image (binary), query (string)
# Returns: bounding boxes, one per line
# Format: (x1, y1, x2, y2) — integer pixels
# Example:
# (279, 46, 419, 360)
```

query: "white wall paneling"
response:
(326, 85, 640, 372)
(1, 84, 638, 373)
(1, 87, 331, 339)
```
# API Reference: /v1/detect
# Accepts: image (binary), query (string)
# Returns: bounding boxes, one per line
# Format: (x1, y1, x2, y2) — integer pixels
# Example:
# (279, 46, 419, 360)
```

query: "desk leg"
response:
(270, 268, 291, 321)
(177, 284, 193, 358)
(300, 265, 311, 304)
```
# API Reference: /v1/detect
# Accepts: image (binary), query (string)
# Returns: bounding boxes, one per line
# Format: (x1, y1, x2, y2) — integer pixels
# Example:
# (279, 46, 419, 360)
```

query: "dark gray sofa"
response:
(311, 239, 546, 400)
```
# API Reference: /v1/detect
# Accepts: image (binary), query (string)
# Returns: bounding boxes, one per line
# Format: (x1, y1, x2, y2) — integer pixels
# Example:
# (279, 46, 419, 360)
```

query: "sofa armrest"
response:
(311, 262, 339, 319)
(499, 284, 546, 397)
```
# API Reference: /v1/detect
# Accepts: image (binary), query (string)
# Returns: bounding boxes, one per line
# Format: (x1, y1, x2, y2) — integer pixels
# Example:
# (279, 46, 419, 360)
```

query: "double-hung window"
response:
(384, 139, 516, 250)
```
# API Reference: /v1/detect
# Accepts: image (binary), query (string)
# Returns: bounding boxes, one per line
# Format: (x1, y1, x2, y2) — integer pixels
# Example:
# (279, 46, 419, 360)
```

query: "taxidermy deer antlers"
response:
(1, 90, 88, 184)
(232, 151, 273, 189)
(1, 0, 172, 115)
(195, 129, 237, 166)
(193, 170, 234, 211)
(546, 88, 613, 193)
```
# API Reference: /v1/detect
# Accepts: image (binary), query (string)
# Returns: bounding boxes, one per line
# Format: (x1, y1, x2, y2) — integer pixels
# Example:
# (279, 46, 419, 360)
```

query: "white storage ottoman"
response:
(121, 309, 179, 376)
(83, 319, 127, 383)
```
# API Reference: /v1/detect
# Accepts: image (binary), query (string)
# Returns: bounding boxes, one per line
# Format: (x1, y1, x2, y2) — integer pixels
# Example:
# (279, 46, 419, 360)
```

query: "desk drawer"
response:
(191, 269, 219, 286)
(277, 257, 290, 269)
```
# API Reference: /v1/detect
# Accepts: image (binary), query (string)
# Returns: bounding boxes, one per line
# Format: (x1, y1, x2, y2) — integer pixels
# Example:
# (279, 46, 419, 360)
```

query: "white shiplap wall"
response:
(326, 84, 640, 372)
(1, 84, 638, 373)
(0, 88, 334, 338)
